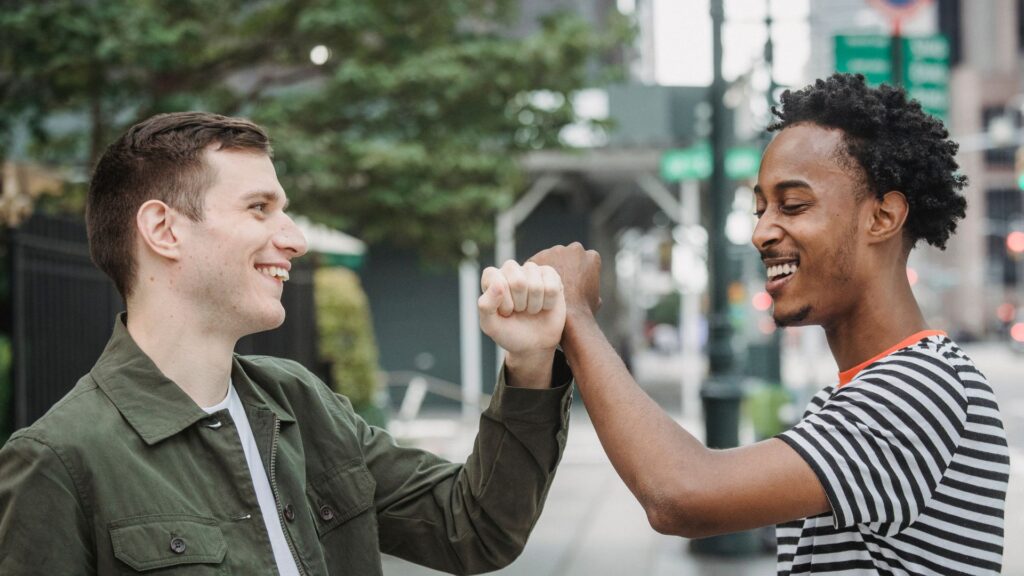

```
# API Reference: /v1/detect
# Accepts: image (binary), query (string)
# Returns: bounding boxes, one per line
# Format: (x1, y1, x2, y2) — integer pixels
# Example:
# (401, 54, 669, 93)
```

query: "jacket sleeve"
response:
(0, 435, 94, 575)
(362, 351, 573, 575)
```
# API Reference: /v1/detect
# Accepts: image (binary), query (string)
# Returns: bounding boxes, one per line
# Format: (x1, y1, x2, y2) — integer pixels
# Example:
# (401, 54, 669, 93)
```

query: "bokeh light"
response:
(752, 291, 773, 311)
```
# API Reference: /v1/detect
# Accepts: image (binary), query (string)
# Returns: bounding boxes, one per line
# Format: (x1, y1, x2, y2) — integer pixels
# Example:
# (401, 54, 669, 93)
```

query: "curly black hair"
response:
(768, 73, 967, 250)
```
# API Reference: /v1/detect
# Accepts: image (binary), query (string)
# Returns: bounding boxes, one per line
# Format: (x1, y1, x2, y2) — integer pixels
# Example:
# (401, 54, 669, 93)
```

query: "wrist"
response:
(504, 348, 556, 389)
(563, 307, 598, 347)
(504, 347, 556, 370)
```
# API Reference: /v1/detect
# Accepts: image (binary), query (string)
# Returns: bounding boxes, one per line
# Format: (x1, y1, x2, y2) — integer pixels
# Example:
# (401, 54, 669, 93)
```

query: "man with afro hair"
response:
(531, 73, 1009, 575)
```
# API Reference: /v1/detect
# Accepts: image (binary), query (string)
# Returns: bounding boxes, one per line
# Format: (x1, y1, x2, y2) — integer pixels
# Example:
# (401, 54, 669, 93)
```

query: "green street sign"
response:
(834, 34, 949, 123)
(902, 35, 949, 122)
(661, 143, 761, 182)
(834, 35, 892, 86)
(725, 146, 761, 180)
(661, 142, 712, 182)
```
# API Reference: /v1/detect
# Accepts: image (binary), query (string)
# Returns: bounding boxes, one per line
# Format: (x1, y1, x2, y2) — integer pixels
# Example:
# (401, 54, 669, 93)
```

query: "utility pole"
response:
(705, 0, 733, 379)
(692, 0, 759, 557)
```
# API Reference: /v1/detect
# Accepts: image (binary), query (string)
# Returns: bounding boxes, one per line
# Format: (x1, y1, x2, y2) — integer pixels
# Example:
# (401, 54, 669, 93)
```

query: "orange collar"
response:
(837, 330, 946, 388)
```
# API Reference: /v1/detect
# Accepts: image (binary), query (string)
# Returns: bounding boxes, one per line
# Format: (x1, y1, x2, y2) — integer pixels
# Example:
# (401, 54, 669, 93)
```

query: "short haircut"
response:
(769, 73, 967, 250)
(87, 112, 272, 298)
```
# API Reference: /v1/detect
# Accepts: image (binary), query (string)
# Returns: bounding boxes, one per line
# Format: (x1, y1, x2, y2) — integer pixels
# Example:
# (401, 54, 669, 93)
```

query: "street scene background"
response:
(2, 0, 1023, 574)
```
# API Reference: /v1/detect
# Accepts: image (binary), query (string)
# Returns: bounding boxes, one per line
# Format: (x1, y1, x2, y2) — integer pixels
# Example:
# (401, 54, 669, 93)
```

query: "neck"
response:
(126, 296, 237, 408)
(823, 265, 928, 372)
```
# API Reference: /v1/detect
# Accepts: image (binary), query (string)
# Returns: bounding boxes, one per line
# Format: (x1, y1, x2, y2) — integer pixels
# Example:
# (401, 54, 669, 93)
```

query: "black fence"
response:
(9, 213, 318, 429)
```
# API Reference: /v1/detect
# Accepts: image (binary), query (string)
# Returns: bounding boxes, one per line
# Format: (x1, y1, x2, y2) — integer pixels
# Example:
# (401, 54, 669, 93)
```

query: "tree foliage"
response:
(1, 0, 629, 261)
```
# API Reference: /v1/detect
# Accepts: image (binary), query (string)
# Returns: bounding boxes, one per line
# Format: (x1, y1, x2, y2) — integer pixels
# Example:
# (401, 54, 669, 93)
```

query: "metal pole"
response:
(680, 179, 702, 423)
(692, 0, 760, 556)
(890, 18, 903, 87)
(459, 244, 482, 422)
(706, 0, 734, 377)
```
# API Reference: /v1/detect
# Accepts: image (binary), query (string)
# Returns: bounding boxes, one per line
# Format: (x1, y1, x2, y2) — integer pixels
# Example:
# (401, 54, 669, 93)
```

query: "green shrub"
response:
(314, 267, 384, 424)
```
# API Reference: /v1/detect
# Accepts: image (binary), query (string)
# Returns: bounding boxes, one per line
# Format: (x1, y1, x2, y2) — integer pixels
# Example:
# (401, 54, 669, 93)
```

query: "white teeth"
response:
(257, 266, 289, 282)
(767, 263, 799, 280)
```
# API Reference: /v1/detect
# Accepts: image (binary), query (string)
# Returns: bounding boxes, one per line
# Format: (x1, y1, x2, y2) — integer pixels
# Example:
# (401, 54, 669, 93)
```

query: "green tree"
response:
(1, 0, 629, 260)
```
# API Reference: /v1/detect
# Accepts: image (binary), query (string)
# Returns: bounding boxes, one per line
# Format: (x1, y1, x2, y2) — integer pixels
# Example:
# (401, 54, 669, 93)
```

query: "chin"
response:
(243, 306, 287, 336)
(773, 305, 812, 328)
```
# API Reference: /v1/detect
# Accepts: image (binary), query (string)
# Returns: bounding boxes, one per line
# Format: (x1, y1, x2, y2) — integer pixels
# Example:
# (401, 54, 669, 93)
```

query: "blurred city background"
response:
(1, 0, 1022, 573)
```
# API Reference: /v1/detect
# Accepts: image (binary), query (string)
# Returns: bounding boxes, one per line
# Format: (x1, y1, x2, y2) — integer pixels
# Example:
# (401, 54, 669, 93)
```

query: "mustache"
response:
(760, 250, 800, 262)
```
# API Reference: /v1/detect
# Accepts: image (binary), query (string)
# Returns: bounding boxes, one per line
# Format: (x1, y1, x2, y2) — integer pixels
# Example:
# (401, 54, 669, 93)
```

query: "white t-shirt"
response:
(203, 383, 301, 575)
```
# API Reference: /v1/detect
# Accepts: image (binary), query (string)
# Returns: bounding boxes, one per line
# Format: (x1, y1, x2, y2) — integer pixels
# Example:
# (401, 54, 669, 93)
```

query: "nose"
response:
(751, 212, 781, 252)
(275, 213, 309, 258)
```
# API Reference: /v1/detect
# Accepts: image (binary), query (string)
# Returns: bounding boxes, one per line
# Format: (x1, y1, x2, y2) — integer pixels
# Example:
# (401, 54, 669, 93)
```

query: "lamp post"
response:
(691, 0, 760, 557)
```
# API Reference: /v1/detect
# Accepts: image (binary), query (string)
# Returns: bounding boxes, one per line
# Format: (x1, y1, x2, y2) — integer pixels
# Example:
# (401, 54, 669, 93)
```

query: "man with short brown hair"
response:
(0, 111, 573, 575)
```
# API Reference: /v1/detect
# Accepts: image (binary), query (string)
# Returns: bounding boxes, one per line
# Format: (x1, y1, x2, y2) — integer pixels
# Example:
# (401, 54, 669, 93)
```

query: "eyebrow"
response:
(753, 179, 812, 196)
(241, 190, 289, 211)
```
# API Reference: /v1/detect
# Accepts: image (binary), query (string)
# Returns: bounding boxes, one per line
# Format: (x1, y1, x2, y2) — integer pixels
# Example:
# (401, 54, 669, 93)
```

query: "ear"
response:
(866, 191, 909, 245)
(136, 200, 182, 261)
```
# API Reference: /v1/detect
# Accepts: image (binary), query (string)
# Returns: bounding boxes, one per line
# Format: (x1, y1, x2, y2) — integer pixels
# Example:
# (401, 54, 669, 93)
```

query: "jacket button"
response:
(170, 537, 186, 554)
(319, 505, 335, 521)
(284, 504, 295, 522)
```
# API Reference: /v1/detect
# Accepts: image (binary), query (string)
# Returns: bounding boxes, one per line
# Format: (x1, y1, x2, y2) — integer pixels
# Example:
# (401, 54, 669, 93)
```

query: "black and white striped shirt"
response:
(776, 334, 1009, 575)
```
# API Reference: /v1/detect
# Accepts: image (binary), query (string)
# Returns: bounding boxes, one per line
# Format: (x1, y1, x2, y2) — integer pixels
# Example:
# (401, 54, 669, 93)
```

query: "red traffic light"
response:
(1008, 231, 1024, 254)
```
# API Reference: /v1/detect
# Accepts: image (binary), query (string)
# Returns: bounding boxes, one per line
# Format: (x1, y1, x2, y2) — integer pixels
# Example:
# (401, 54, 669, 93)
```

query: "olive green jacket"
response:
(0, 317, 573, 575)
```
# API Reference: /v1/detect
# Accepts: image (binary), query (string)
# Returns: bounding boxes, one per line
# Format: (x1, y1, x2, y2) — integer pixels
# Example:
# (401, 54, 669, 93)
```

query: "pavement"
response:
(381, 338, 1024, 576)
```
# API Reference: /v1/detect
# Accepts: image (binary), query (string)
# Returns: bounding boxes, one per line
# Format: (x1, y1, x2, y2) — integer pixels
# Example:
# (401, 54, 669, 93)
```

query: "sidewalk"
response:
(382, 405, 775, 575)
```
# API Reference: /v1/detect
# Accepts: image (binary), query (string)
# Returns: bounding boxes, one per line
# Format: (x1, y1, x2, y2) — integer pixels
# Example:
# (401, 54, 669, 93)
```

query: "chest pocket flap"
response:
(110, 514, 227, 572)
(308, 458, 376, 536)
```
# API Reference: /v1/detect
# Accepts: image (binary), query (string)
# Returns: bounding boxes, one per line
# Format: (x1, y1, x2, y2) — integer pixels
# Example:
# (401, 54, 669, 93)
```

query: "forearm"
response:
(562, 311, 713, 533)
(373, 360, 572, 572)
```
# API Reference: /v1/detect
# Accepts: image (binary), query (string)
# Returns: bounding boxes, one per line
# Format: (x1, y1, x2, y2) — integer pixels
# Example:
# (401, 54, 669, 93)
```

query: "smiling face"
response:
(177, 148, 308, 338)
(753, 123, 874, 328)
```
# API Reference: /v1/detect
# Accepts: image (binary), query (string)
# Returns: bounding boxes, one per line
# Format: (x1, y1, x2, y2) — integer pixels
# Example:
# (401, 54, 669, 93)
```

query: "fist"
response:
(529, 243, 601, 318)
(478, 261, 566, 354)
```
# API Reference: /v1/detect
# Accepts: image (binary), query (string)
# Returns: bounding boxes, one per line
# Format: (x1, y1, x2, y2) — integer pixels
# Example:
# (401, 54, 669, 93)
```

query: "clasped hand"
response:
(478, 261, 565, 355)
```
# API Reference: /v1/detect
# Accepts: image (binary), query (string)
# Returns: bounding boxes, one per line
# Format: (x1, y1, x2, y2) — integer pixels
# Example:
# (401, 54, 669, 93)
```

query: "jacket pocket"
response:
(307, 458, 376, 538)
(109, 513, 228, 573)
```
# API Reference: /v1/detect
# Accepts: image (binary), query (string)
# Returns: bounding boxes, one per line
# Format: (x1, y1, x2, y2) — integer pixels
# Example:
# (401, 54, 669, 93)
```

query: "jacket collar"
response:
(92, 313, 295, 445)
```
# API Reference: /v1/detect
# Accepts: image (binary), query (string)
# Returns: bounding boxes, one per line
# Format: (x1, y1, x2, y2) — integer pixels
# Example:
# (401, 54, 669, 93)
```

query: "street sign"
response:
(901, 35, 949, 122)
(661, 144, 761, 183)
(867, 0, 931, 23)
(835, 35, 892, 86)
(725, 146, 761, 180)
(834, 33, 949, 123)
(663, 142, 761, 180)
(661, 143, 712, 182)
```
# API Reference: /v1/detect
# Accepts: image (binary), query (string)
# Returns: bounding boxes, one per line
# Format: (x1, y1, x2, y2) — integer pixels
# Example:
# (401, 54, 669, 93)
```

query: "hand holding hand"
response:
(478, 260, 565, 355)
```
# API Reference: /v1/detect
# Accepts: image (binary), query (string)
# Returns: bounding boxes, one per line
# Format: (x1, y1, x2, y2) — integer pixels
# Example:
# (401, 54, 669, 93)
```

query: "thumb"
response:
(478, 280, 505, 317)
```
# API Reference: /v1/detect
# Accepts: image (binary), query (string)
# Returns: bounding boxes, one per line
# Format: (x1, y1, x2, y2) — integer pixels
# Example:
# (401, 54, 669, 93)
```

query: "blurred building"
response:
(938, 0, 1022, 338)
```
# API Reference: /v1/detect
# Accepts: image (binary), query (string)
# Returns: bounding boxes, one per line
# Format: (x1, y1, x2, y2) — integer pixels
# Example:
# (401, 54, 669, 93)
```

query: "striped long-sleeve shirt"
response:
(776, 334, 1009, 575)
